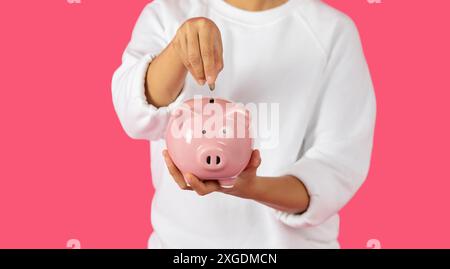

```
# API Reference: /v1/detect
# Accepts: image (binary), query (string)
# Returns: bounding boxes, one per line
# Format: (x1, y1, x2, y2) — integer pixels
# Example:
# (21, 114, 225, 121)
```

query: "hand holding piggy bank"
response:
(165, 97, 253, 188)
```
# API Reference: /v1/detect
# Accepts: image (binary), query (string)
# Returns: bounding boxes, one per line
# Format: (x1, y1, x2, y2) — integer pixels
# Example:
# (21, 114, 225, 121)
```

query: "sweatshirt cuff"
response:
(132, 53, 185, 111)
(116, 53, 186, 140)
(274, 157, 337, 228)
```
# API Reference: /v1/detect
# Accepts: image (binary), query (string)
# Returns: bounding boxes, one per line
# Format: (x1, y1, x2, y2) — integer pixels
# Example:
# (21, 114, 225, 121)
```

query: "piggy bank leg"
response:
(218, 178, 236, 188)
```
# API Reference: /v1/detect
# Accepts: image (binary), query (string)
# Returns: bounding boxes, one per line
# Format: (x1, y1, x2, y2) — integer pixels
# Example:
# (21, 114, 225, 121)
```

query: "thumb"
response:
(245, 150, 261, 170)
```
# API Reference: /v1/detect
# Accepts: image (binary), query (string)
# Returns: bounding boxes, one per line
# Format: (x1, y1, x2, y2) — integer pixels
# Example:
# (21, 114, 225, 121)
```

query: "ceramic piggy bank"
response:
(165, 97, 253, 188)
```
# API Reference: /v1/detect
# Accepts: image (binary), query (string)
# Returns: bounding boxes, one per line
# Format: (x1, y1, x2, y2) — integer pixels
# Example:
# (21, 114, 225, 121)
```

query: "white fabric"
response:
(112, 0, 376, 248)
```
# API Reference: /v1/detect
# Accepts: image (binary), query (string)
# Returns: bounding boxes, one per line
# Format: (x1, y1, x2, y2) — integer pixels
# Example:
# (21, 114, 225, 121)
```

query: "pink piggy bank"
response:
(165, 97, 253, 188)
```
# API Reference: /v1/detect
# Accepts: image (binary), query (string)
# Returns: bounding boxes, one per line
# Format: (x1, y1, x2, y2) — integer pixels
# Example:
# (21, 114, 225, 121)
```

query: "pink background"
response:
(0, 0, 449, 249)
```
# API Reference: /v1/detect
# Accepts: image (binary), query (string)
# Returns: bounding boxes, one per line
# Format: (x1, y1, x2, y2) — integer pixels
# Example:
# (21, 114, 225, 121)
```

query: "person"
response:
(112, 0, 376, 248)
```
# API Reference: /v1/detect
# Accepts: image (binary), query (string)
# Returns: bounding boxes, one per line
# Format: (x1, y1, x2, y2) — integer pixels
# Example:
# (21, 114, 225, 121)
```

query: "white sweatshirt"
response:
(112, 0, 376, 248)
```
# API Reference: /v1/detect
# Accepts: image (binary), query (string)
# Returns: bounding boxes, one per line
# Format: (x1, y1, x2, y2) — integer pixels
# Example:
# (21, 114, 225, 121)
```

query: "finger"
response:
(163, 150, 192, 190)
(215, 30, 224, 73)
(185, 173, 220, 196)
(175, 36, 199, 88)
(198, 28, 217, 85)
(203, 180, 222, 193)
(175, 34, 190, 68)
(186, 29, 206, 85)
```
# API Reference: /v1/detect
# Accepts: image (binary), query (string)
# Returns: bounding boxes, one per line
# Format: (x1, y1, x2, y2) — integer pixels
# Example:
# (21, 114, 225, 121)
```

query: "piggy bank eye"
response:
(221, 127, 231, 137)
(202, 130, 206, 135)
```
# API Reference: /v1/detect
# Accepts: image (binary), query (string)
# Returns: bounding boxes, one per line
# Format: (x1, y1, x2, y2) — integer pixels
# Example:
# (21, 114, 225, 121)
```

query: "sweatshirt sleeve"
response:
(112, 1, 185, 141)
(275, 19, 377, 228)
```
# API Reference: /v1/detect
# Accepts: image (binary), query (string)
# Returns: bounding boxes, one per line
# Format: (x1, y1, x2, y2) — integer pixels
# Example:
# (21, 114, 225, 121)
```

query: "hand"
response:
(163, 149, 310, 213)
(171, 17, 224, 88)
(162, 150, 261, 198)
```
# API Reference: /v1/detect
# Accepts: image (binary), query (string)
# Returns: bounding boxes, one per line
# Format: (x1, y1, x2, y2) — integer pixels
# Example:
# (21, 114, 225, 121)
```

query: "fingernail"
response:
(208, 82, 215, 91)
(198, 80, 206, 86)
(184, 176, 191, 187)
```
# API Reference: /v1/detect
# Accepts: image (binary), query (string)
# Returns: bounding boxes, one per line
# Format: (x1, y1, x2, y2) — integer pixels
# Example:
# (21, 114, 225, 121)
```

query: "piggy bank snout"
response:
(197, 147, 227, 171)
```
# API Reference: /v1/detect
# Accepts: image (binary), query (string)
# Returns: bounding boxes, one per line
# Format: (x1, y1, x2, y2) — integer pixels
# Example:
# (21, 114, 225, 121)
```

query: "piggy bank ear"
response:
(225, 104, 250, 129)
